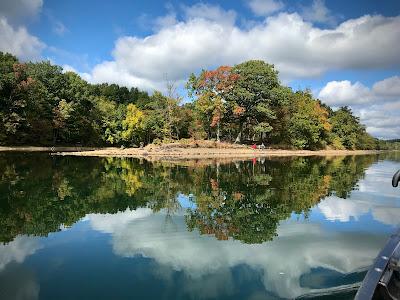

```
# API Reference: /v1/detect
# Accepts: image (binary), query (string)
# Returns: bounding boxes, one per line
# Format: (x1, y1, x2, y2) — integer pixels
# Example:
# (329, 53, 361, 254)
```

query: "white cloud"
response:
(0, 0, 45, 59)
(62, 64, 92, 81)
(183, 3, 237, 25)
(301, 0, 336, 25)
(88, 61, 164, 90)
(247, 0, 285, 16)
(318, 76, 400, 139)
(154, 13, 178, 30)
(86, 5, 400, 92)
(0, 17, 45, 60)
(318, 80, 372, 106)
(62, 64, 78, 73)
(0, 0, 44, 61)
(0, 0, 43, 23)
(372, 76, 400, 98)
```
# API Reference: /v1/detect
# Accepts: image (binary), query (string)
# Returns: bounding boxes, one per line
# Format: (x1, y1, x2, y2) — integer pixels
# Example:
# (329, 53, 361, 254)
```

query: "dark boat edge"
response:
(355, 169, 400, 300)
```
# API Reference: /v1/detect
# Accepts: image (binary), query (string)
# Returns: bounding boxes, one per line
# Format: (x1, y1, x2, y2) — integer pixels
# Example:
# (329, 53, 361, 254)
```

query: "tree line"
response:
(0, 52, 395, 149)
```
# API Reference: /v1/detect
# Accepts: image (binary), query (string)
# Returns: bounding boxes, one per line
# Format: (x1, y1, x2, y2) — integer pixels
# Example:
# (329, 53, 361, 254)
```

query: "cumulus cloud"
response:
(88, 61, 165, 91)
(183, 3, 237, 25)
(318, 76, 400, 139)
(372, 76, 400, 98)
(0, 0, 43, 23)
(0, 17, 45, 60)
(319, 76, 400, 106)
(359, 105, 400, 139)
(153, 13, 178, 30)
(247, 0, 285, 16)
(318, 80, 372, 106)
(85, 4, 400, 91)
(0, 0, 46, 60)
(301, 0, 336, 25)
(62, 64, 92, 81)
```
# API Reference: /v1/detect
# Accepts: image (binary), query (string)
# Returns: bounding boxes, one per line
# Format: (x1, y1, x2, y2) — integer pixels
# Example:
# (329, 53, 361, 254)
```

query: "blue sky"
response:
(0, 0, 400, 139)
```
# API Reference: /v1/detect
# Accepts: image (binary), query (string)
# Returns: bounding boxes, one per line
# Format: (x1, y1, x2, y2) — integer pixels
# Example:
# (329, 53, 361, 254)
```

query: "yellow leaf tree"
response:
(122, 104, 144, 146)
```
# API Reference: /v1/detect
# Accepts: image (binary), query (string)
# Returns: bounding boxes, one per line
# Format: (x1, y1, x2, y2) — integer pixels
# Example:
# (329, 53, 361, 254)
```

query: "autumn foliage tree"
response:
(187, 66, 239, 141)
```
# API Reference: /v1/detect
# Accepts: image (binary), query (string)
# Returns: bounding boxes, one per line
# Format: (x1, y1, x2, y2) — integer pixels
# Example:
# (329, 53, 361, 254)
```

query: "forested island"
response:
(0, 51, 398, 150)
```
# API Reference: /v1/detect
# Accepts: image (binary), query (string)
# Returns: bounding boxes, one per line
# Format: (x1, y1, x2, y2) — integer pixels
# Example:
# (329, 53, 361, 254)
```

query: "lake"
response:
(1, 153, 400, 300)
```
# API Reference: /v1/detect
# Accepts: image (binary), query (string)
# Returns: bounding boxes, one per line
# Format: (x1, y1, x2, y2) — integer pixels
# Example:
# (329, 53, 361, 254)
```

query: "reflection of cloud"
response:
(87, 209, 384, 299)
(319, 161, 400, 225)
(0, 263, 40, 300)
(0, 236, 42, 271)
(86, 208, 153, 234)
(372, 207, 400, 226)
(319, 196, 400, 225)
(318, 197, 369, 222)
(358, 161, 400, 198)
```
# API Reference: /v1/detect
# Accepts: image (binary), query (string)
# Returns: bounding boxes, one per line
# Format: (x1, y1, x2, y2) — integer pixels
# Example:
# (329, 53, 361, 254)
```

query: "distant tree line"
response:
(0, 52, 395, 149)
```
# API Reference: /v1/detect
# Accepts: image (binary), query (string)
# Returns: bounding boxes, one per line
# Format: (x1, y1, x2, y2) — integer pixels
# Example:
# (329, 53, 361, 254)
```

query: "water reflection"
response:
(0, 154, 383, 244)
(0, 236, 41, 271)
(85, 208, 385, 298)
(0, 263, 40, 300)
(0, 152, 399, 299)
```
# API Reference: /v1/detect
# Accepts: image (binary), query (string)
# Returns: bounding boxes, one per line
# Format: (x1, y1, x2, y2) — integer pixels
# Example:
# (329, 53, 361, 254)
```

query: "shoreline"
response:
(59, 148, 388, 159)
(0, 146, 101, 152)
(0, 146, 390, 159)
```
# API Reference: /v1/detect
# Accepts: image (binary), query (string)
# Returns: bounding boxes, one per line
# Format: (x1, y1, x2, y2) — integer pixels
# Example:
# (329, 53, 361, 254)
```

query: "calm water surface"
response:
(1, 153, 400, 300)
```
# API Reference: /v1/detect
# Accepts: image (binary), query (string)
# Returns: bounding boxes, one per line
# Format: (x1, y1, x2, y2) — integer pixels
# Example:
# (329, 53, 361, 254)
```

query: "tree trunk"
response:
(217, 121, 220, 142)
(235, 123, 243, 144)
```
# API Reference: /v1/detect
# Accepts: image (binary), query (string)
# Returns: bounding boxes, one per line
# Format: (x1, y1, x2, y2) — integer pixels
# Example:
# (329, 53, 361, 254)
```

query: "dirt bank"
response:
(55, 147, 385, 159)
(0, 144, 389, 160)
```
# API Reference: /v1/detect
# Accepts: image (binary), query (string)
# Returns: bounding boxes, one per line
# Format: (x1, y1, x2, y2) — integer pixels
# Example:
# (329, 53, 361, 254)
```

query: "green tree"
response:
(288, 92, 331, 149)
(330, 107, 368, 150)
(226, 60, 280, 142)
(95, 97, 125, 144)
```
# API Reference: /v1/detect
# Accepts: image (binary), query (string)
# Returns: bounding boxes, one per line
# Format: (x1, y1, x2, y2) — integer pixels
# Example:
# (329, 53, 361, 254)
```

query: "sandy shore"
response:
(0, 145, 389, 160)
(54, 147, 385, 159)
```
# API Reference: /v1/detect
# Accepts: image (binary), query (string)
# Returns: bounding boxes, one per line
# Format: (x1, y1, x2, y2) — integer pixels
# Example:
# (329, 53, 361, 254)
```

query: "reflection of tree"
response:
(0, 153, 378, 244)
(0, 155, 148, 243)
(326, 155, 377, 198)
(185, 156, 377, 243)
